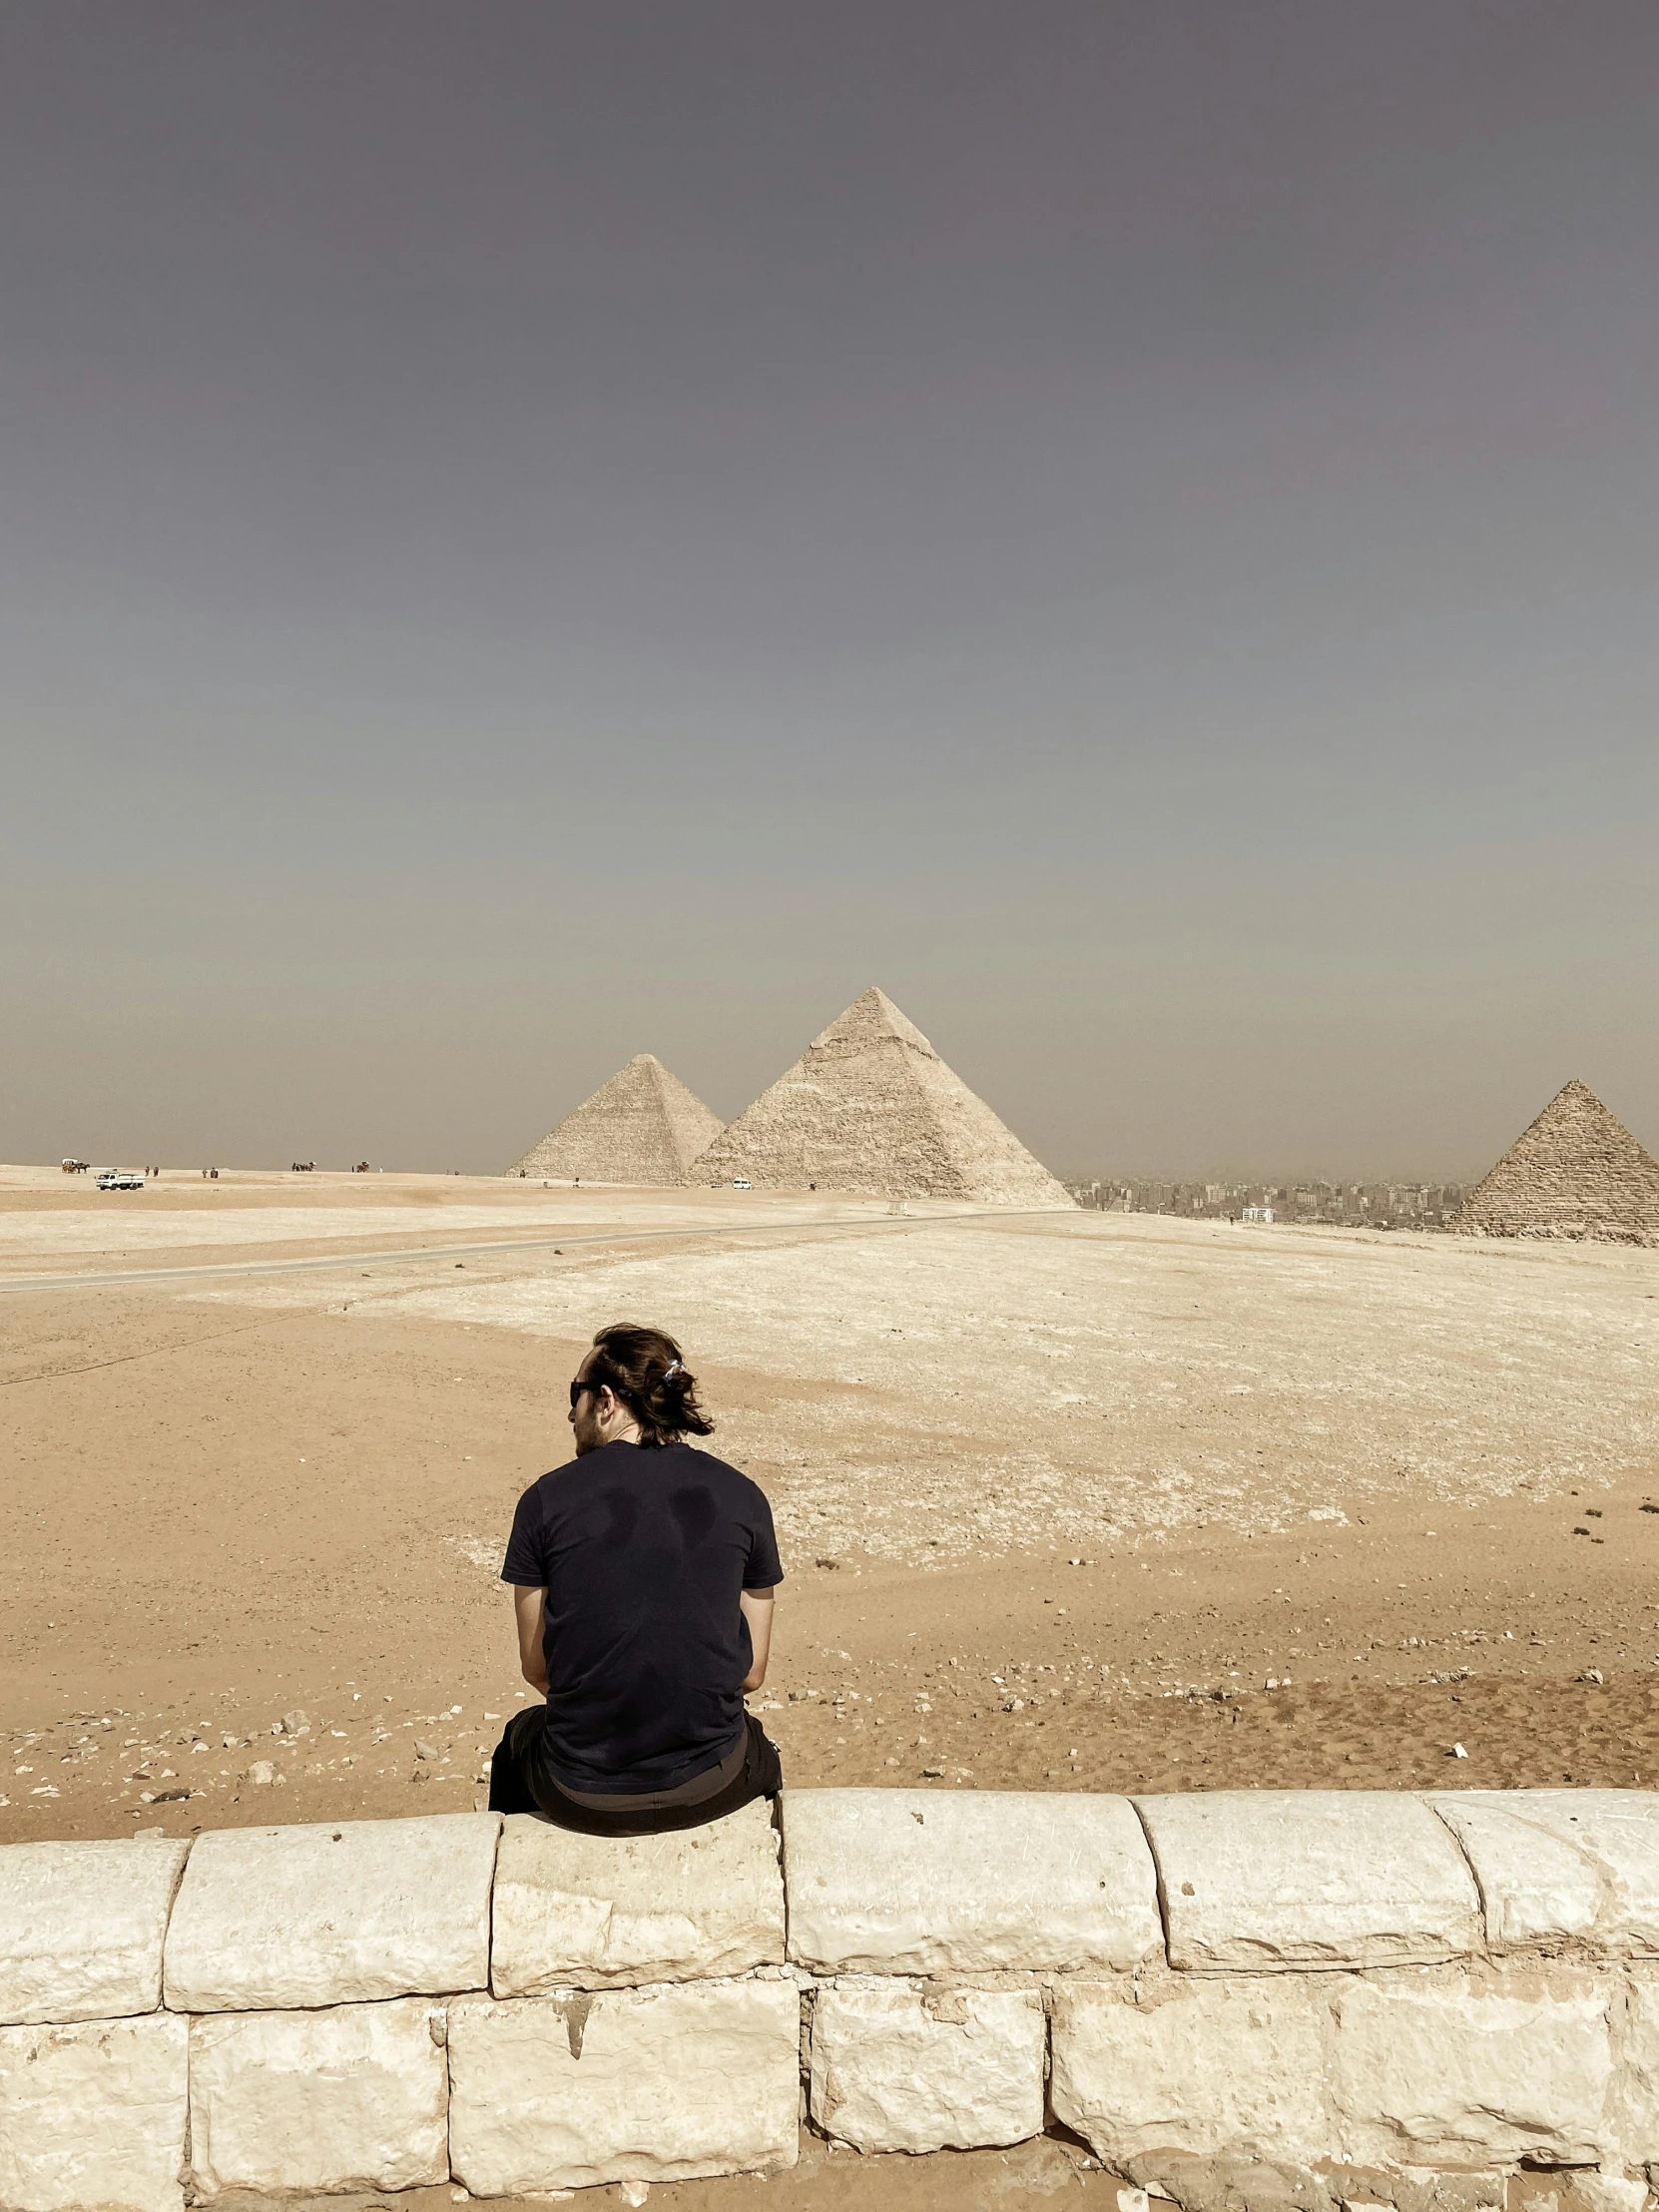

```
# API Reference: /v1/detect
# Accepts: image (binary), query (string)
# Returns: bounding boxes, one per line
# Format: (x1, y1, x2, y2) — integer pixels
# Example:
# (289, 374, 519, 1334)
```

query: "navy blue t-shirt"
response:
(500, 1439, 784, 1796)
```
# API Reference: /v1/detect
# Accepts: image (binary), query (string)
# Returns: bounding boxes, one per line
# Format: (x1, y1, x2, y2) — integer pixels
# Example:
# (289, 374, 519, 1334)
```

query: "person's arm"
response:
(512, 1585, 549, 1695)
(739, 1586, 775, 1693)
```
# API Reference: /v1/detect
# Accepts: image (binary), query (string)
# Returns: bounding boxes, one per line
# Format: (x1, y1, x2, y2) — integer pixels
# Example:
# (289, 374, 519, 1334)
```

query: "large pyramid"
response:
(508, 1055, 725, 1184)
(688, 987, 1075, 1207)
(1452, 1078, 1659, 1246)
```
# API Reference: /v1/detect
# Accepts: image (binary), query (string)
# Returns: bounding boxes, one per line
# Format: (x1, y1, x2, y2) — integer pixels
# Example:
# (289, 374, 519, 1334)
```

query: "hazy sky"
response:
(4, 2, 1657, 1180)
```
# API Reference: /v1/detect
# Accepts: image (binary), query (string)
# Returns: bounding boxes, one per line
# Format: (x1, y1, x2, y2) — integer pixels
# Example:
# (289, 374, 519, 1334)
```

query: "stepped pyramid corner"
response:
(507, 1053, 725, 1184)
(1451, 1077, 1659, 1247)
(687, 986, 1075, 1207)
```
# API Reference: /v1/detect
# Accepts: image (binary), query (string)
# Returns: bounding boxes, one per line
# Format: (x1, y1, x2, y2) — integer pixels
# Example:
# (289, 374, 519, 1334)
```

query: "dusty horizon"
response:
(16, 1046, 1655, 1195)
(0, 1150, 1531, 1189)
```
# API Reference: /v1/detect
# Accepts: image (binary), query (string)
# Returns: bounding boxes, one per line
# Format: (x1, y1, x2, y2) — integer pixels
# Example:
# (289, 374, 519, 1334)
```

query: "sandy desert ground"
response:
(6, 1160, 1658, 1830)
(4, 1165, 1659, 2204)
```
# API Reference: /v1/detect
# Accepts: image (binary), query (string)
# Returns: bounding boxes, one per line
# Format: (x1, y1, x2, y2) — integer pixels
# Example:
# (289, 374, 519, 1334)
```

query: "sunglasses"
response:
(569, 1374, 623, 1410)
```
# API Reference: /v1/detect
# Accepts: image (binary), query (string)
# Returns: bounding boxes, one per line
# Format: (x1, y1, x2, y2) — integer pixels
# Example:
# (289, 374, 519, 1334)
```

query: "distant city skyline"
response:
(1063, 1175, 1467, 1229)
(3, 5, 1656, 1179)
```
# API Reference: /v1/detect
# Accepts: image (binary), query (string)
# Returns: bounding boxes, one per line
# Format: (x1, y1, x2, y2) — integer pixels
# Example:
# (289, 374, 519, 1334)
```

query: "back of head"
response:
(586, 1323, 714, 1448)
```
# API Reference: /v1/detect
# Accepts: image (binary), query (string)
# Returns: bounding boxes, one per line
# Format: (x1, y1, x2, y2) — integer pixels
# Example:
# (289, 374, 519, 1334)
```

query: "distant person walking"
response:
(490, 1324, 783, 1835)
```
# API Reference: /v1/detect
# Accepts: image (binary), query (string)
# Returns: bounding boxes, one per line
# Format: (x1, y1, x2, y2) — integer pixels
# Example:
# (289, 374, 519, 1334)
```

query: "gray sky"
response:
(3, 2, 1656, 1180)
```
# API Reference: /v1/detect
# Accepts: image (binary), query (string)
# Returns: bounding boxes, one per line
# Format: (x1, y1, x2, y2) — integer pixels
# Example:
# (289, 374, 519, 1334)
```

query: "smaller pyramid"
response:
(508, 1055, 725, 1184)
(688, 987, 1074, 1207)
(1452, 1078, 1659, 1246)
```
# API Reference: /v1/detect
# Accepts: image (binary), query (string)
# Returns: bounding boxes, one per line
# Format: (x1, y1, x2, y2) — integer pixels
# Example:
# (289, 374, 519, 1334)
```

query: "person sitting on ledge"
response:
(489, 1322, 784, 1835)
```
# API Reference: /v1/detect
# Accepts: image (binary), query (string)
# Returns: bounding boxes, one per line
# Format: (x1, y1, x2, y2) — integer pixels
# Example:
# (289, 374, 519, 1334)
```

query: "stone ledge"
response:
(163, 1812, 500, 2011)
(1430, 1791, 1659, 1955)
(1137, 1790, 1482, 1970)
(8, 1788, 1659, 2205)
(782, 1787, 1163, 1974)
(490, 1796, 784, 1993)
(0, 1836, 190, 2027)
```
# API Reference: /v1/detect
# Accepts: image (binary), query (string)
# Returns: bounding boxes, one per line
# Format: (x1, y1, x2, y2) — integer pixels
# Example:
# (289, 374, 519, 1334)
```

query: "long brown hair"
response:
(585, 1323, 713, 1448)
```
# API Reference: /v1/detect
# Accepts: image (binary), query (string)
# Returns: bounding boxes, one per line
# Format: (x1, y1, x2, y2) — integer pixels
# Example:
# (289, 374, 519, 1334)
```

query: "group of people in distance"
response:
(489, 1323, 785, 1834)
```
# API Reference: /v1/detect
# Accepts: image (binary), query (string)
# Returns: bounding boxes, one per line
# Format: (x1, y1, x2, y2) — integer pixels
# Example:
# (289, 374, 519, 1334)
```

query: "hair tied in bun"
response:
(586, 1325, 710, 1445)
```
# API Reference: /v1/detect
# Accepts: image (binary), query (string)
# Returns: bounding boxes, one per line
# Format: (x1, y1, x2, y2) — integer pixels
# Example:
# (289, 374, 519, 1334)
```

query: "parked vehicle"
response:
(732, 1177, 752, 1190)
(96, 1170, 146, 1191)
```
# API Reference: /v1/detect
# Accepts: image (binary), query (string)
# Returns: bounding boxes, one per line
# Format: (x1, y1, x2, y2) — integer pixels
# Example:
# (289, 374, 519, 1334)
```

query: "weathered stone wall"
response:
(5, 1787, 1659, 2208)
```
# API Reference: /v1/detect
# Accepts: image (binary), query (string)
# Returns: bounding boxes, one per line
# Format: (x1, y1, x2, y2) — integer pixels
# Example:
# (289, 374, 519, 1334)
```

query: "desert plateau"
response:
(6, 1164, 1658, 1866)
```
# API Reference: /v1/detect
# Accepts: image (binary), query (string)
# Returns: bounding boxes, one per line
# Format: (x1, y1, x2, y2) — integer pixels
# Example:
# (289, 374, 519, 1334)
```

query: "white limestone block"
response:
(1330, 1973, 1612, 2165)
(447, 1979, 801, 2193)
(0, 1837, 190, 2026)
(1050, 1975, 1331, 2162)
(491, 1798, 784, 1993)
(782, 1788, 1162, 1974)
(1136, 1791, 1480, 1970)
(1575, 2175, 1650, 2212)
(163, 1812, 499, 2009)
(1430, 1792, 1659, 1954)
(188, 1997, 448, 2198)
(0, 2011, 187, 2212)
(809, 1979, 1044, 2153)
(1607, 1973, 1659, 2166)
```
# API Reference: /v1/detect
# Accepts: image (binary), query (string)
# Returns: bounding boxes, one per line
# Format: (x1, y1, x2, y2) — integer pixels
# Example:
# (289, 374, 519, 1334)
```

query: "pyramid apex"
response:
(811, 986, 937, 1060)
(1531, 1076, 1631, 1131)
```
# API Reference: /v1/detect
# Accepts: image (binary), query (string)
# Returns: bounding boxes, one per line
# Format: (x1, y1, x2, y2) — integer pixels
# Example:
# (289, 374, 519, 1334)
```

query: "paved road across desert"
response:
(5, 1163, 1658, 1860)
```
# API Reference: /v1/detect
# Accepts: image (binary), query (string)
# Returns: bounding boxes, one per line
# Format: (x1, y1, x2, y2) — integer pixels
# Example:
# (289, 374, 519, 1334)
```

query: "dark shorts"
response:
(488, 1708, 783, 1837)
